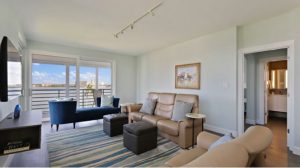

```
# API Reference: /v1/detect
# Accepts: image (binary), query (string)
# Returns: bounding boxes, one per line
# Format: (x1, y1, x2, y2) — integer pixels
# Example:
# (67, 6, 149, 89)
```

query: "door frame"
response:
(238, 40, 295, 149)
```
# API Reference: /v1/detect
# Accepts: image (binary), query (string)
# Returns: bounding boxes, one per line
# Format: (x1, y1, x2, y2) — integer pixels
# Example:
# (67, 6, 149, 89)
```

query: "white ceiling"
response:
(7, 0, 300, 56)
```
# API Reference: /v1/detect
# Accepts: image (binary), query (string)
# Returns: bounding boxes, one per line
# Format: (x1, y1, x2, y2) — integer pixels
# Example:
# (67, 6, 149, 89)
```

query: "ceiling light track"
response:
(114, 2, 163, 38)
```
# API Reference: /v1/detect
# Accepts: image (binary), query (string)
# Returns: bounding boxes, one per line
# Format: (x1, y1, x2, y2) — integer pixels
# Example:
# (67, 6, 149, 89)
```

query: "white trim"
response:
(245, 119, 256, 125)
(204, 124, 238, 137)
(238, 40, 295, 149)
(291, 146, 300, 156)
(3, 154, 14, 167)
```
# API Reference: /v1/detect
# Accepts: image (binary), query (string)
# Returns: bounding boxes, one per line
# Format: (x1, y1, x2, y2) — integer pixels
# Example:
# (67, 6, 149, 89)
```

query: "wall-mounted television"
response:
(0, 36, 22, 102)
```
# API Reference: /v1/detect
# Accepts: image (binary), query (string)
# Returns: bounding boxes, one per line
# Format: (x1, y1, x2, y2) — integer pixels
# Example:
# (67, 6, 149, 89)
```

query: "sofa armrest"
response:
(127, 104, 143, 112)
(197, 131, 221, 150)
(177, 118, 203, 148)
(179, 118, 202, 128)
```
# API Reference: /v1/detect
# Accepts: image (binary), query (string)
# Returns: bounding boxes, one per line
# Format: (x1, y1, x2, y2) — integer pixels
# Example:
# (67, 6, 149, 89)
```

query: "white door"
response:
(264, 63, 269, 124)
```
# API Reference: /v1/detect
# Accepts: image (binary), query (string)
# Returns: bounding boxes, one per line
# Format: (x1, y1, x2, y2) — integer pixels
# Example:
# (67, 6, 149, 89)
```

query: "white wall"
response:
(238, 6, 300, 151)
(27, 41, 137, 104)
(245, 49, 287, 124)
(137, 27, 238, 135)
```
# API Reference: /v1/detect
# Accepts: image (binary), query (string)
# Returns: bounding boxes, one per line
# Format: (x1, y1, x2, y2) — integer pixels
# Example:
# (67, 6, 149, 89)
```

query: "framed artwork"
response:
(175, 63, 201, 89)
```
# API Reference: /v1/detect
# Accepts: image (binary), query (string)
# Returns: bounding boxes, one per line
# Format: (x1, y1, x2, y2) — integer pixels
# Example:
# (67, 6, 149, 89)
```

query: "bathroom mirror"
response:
(270, 69, 287, 89)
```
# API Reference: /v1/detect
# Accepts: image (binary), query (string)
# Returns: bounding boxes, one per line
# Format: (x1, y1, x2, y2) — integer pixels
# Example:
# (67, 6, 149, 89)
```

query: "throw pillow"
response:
(140, 98, 157, 115)
(171, 100, 194, 121)
(101, 95, 114, 107)
(208, 133, 234, 150)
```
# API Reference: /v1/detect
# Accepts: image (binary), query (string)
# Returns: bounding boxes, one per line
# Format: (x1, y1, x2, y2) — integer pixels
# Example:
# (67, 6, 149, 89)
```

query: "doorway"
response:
(238, 41, 295, 152)
(244, 50, 289, 166)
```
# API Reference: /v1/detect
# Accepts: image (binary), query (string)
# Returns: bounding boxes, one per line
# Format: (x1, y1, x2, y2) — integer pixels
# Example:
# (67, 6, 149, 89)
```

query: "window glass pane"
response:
(79, 66, 96, 107)
(98, 66, 112, 95)
(32, 63, 66, 87)
(69, 65, 77, 100)
(80, 66, 96, 89)
(32, 63, 66, 119)
(8, 61, 22, 98)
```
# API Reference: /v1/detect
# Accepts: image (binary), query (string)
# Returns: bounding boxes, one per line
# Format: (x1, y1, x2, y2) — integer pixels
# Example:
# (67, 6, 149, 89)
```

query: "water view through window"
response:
(31, 62, 112, 119)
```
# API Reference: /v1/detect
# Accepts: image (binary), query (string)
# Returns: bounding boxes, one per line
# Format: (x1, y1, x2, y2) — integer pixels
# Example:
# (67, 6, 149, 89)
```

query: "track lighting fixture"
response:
(114, 2, 163, 38)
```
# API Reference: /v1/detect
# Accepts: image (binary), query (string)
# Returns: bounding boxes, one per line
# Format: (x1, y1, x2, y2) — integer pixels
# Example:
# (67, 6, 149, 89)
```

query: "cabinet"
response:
(0, 111, 41, 155)
(268, 94, 287, 112)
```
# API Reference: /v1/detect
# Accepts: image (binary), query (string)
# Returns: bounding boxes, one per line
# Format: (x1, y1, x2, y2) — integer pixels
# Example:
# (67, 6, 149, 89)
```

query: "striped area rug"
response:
(46, 125, 181, 167)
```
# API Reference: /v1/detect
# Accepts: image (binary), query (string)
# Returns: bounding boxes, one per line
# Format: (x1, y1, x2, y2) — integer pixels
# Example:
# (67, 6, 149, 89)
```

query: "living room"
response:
(1, 0, 300, 167)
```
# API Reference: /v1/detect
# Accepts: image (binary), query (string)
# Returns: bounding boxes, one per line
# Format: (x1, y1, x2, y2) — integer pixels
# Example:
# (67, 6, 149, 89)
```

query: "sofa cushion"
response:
(140, 98, 157, 115)
(184, 143, 249, 167)
(171, 100, 194, 121)
(101, 95, 114, 107)
(142, 115, 168, 125)
(154, 93, 176, 119)
(157, 120, 180, 136)
(130, 112, 145, 121)
(208, 134, 233, 150)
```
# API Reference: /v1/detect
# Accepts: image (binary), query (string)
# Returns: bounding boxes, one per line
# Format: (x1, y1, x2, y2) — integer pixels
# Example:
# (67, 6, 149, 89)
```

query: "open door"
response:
(264, 63, 269, 124)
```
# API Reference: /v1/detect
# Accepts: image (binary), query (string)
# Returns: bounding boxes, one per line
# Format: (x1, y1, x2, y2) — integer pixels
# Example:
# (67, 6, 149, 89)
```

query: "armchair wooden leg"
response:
(73, 122, 76, 129)
(56, 124, 59, 131)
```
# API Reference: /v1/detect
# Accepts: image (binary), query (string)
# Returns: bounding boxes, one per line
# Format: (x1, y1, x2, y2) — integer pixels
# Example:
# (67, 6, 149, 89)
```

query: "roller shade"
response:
(32, 54, 77, 65)
(8, 51, 21, 62)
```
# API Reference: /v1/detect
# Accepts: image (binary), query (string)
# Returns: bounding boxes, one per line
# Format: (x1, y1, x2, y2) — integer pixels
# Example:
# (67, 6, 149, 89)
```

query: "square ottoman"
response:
(123, 121, 157, 154)
(103, 113, 128, 137)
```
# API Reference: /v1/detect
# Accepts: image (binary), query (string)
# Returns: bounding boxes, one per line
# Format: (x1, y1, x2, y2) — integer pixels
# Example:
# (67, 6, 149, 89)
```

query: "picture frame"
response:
(175, 63, 201, 89)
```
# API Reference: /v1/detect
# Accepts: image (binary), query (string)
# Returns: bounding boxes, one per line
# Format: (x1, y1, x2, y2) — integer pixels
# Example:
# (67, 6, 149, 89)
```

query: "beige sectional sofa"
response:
(128, 92, 203, 149)
(166, 126, 273, 167)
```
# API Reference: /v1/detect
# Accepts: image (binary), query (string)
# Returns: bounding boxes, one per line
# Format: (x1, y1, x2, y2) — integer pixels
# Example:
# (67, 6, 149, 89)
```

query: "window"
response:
(8, 50, 22, 99)
(78, 62, 112, 107)
(31, 54, 113, 119)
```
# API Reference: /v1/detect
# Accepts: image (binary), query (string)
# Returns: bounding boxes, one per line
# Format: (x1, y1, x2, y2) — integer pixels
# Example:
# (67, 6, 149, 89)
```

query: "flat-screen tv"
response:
(0, 37, 8, 102)
(0, 36, 21, 102)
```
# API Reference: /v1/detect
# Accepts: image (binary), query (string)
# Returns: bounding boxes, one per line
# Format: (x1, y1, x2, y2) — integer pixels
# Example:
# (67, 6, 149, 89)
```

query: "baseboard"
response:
(204, 124, 238, 137)
(3, 154, 14, 167)
(245, 119, 256, 125)
(290, 146, 300, 156)
(256, 118, 265, 125)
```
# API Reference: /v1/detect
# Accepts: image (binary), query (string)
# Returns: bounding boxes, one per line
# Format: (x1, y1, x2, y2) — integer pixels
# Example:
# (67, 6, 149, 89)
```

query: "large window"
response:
(31, 54, 112, 119)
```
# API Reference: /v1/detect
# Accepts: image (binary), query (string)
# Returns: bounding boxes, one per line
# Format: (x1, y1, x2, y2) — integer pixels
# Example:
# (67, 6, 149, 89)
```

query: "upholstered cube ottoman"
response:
(103, 113, 128, 137)
(123, 121, 157, 154)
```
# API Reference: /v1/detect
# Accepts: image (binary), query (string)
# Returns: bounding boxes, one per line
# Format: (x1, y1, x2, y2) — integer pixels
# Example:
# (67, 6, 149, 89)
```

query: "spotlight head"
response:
(131, 24, 134, 30)
(114, 34, 119, 38)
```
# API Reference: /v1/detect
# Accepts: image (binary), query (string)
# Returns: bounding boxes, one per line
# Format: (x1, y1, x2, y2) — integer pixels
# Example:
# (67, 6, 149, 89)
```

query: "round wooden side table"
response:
(185, 113, 206, 148)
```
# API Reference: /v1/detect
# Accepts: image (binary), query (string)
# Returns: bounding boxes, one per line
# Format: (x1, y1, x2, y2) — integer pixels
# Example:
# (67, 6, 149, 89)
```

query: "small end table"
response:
(185, 113, 206, 148)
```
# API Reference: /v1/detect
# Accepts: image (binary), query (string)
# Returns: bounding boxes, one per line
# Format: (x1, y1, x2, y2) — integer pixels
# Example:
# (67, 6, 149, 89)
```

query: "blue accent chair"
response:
(49, 100, 77, 131)
(49, 97, 121, 131)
